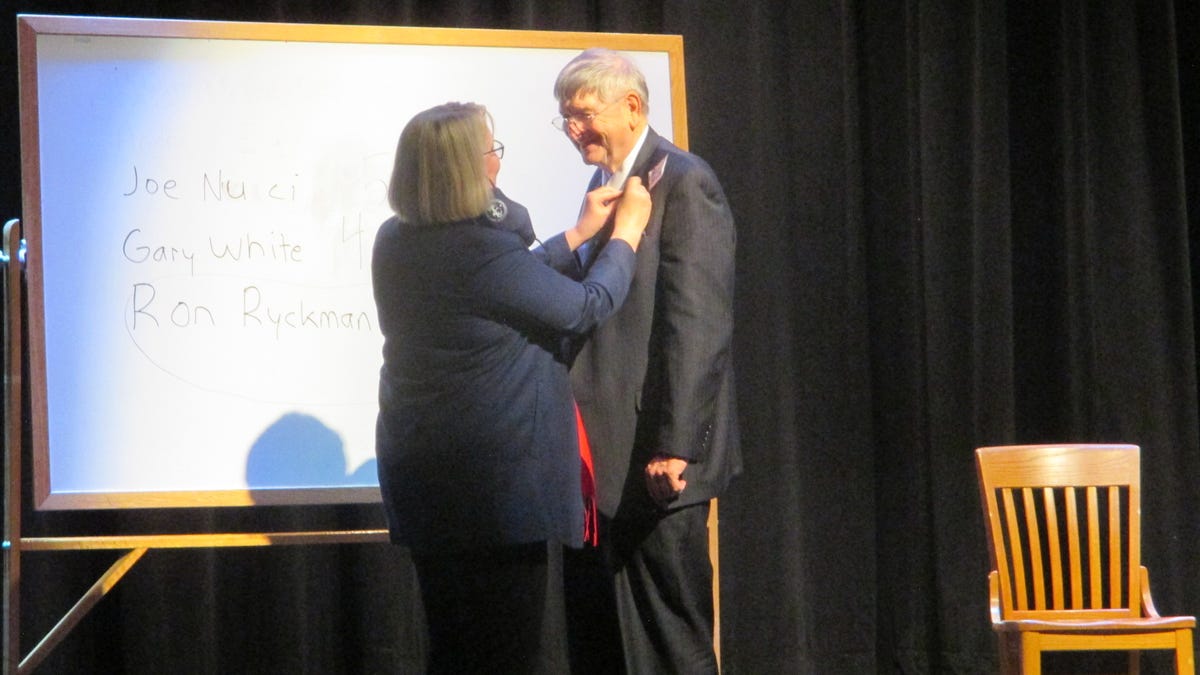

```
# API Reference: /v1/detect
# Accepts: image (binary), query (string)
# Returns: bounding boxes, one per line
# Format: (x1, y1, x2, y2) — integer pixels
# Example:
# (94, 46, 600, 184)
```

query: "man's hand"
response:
(645, 454, 688, 507)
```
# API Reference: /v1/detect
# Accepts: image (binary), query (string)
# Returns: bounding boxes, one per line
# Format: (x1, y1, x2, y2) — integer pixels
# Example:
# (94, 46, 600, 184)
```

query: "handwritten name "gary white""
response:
(122, 229, 303, 275)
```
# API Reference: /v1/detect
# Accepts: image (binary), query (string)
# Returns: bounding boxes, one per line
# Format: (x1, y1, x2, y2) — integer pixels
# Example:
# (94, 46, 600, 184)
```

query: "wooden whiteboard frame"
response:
(17, 14, 688, 510)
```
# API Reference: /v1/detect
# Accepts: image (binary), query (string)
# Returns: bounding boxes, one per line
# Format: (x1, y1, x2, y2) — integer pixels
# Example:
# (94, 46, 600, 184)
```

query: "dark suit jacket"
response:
(564, 128, 742, 518)
(371, 204, 635, 553)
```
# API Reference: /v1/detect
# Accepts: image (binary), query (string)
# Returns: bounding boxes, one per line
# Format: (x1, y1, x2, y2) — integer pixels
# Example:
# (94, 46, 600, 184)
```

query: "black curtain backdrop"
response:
(3, 1, 1199, 673)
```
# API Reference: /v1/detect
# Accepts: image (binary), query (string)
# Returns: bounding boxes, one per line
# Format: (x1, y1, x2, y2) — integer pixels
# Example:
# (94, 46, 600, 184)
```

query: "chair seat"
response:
(996, 616, 1197, 632)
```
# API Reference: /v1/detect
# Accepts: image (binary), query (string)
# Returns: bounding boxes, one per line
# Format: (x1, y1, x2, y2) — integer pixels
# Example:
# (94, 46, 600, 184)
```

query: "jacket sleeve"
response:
(472, 231, 636, 337)
(531, 232, 584, 277)
(652, 159, 736, 463)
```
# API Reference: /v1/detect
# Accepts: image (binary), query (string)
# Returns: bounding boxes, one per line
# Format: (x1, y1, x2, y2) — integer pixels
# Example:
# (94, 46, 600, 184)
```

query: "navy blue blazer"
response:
(560, 129, 742, 518)
(371, 202, 635, 553)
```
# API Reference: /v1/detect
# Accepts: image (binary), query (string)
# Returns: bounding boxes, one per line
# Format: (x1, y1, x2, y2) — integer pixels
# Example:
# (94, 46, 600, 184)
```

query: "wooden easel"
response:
(1, 219, 389, 674)
(6, 16, 719, 669)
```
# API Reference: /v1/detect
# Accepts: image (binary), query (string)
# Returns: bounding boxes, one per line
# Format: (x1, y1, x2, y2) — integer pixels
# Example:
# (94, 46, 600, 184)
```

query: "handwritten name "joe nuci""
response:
(123, 165, 298, 202)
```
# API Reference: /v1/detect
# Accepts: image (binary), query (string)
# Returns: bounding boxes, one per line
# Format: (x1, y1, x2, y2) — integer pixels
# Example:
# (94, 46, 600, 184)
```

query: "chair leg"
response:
(1019, 633, 1041, 675)
(1177, 628, 1195, 675)
(1129, 649, 1139, 675)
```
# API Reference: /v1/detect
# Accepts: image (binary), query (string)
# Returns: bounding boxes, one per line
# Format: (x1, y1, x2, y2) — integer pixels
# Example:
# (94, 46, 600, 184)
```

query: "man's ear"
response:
(626, 92, 645, 127)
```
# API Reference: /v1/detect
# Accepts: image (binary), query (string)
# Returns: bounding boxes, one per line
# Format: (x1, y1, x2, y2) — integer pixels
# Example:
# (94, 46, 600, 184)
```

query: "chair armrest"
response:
(989, 570, 1003, 624)
(1140, 566, 1162, 618)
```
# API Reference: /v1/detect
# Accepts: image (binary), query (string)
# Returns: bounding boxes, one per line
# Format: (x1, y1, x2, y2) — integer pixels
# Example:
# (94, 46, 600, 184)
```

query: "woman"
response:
(371, 102, 650, 674)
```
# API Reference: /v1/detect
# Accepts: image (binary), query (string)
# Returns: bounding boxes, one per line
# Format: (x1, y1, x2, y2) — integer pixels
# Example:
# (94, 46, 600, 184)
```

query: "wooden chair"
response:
(975, 444, 1195, 674)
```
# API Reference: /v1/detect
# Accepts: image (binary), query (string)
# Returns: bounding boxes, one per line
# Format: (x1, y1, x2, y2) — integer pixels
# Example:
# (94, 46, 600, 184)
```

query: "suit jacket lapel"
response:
(628, 128, 667, 182)
(580, 128, 668, 270)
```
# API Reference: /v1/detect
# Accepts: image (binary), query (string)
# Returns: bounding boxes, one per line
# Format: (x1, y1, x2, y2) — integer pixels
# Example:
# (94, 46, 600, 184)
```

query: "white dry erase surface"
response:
(18, 15, 682, 508)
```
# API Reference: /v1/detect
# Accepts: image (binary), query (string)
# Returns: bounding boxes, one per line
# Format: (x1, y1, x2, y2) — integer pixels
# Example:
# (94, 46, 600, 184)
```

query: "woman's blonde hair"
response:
(388, 102, 493, 225)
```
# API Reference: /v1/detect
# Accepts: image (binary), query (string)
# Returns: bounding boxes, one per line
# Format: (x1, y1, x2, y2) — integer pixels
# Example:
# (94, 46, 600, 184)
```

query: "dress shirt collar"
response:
(602, 126, 651, 189)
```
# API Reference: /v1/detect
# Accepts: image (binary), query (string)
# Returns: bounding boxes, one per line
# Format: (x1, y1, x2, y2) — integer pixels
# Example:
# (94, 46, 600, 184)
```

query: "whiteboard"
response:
(16, 15, 686, 509)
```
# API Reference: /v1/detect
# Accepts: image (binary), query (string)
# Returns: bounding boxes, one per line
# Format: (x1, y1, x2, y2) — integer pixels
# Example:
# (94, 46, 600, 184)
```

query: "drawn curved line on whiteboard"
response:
(121, 272, 380, 407)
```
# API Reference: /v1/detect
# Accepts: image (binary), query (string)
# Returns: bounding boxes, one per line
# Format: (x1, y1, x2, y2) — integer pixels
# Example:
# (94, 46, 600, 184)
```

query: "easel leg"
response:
(3, 219, 25, 675)
(19, 548, 148, 674)
(2, 540, 18, 675)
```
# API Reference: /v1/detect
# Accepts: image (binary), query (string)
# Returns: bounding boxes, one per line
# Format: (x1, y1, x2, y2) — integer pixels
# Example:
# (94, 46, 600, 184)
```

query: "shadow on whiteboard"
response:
(246, 412, 377, 496)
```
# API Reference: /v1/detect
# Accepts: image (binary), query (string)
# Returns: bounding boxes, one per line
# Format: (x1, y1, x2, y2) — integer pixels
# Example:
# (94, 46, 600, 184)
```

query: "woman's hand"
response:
(565, 185, 624, 250)
(611, 176, 651, 251)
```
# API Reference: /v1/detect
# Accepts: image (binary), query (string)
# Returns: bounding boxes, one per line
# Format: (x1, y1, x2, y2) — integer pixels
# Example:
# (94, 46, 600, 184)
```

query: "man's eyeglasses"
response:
(551, 98, 625, 132)
(485, 141, 505, 159)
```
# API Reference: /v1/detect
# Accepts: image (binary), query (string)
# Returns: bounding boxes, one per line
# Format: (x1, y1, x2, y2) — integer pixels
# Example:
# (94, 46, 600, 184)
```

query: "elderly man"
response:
(552, 48, 741, 674)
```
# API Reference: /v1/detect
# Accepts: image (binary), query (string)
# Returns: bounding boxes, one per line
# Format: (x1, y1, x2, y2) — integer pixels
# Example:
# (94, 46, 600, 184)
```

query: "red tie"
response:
(574, 402, 599, 546)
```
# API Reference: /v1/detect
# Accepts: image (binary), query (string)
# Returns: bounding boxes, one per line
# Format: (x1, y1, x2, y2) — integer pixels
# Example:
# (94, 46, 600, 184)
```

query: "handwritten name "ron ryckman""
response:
(129, 282, 372, 339)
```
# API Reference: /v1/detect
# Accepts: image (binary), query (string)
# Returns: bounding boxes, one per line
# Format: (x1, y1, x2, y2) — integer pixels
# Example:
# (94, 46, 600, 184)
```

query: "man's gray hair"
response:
(553, 47, 650, 112)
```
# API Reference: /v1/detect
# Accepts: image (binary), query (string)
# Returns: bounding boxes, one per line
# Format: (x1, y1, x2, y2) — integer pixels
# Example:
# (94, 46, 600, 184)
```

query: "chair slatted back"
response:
(977, 444, 1142, 621)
